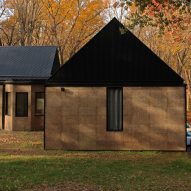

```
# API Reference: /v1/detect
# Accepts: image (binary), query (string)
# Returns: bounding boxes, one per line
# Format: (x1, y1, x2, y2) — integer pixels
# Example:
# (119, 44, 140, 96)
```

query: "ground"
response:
(0, 131, 191, 191)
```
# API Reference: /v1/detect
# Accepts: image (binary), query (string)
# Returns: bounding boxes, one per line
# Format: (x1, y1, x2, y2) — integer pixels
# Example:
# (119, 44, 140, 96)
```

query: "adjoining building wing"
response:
(0, 46, 60, 131)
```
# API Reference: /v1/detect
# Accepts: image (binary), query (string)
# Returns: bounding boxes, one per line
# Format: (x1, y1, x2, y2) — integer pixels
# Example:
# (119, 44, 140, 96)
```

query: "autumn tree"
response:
(0, 0, 107, 63)
(2, 0, 43, 45)
(40, 0, 106, 63)
(104, 0, 127, 22)
(125, 0, 191, 109)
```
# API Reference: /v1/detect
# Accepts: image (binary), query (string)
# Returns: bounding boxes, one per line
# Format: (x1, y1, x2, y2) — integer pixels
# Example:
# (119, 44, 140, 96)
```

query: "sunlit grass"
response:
(0, 131, 191, 191)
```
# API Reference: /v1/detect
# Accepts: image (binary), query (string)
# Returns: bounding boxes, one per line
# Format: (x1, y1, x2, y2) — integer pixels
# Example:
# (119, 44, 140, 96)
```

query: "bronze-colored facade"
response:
(44, 19, 186, 151)
(0, 84, 44, 131)
(45, 86, 186, 151)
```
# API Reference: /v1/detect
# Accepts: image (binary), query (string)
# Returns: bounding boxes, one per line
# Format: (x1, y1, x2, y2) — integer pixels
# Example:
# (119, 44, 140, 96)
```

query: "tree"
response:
(41, 0, 106, 63)
(104, 0, 127, 22)
(0, 0, 107, 63)
(4, 0, 43, 45)
(126, 0, 191, 109)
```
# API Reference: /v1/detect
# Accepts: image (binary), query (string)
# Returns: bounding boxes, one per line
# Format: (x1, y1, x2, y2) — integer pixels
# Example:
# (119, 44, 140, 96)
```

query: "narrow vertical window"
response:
(15, 92, 28, 117)
(5, 92, 10, 115)
(35, 92, 44, 115)
(107, 87, 123, 131)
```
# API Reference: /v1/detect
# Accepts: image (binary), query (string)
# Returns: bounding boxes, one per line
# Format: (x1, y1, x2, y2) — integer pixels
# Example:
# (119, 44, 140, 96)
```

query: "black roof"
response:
(48, 18, 184, 86)
(0, 46, 60, 82)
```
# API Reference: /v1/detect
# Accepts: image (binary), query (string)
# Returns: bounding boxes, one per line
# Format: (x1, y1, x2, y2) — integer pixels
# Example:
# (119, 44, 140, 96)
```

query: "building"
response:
(0, 46, 60, 131)
(45, 18, 186, 151)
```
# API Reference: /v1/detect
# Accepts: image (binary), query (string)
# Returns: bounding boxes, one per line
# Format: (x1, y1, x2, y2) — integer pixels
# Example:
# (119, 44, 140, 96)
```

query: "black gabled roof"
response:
(0, 46, 60, 81)
(48, 18, 184, 86)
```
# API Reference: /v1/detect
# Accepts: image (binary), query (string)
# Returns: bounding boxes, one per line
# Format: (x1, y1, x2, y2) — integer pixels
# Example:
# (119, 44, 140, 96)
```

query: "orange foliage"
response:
(1, 0, 107, 63)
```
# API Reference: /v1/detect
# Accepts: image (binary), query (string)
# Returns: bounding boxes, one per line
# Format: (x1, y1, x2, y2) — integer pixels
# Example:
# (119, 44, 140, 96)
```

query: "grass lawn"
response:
(0, 131, 191, 191)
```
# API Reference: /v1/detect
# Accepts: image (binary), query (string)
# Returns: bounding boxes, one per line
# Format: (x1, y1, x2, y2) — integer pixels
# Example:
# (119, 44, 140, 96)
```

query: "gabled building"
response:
(45, 18, 186, 151)
(0, 46, 60, 131)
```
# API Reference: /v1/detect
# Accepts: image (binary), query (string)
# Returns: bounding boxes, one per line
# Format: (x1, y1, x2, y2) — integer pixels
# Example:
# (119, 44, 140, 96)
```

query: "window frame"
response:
(15, 92, 28, 117)
(35, 92, 45, 116)
(107, 87, 123, 132)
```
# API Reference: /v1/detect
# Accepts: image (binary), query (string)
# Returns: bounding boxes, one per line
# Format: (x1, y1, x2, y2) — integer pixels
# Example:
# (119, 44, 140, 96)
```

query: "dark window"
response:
(107, 87, 123, 131)
(5, 92, 11, 115)
(35, 92, 44, 115)
(15, 93, 28, 117)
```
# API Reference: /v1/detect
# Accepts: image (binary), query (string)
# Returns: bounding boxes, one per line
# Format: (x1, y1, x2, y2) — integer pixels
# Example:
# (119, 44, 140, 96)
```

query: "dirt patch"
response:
(0, 130, 43, 150)
(24, 182, 103, 191)
(0, 135, 20, 144)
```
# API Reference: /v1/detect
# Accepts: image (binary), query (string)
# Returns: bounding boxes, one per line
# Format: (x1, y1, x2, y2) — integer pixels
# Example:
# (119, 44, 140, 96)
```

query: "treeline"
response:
(0, 0, 108, 63)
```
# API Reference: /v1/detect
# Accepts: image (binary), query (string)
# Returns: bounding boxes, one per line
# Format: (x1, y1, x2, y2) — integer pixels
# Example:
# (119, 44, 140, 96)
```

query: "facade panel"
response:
(45, 86, 186, 151)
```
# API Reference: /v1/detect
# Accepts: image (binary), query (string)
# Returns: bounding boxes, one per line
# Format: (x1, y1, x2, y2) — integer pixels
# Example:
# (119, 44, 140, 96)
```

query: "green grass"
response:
(0, 152, 191, 191)
(0, 131, 191, 191)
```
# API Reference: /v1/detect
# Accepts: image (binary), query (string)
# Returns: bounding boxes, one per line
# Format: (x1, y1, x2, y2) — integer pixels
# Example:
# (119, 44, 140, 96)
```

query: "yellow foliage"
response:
(1, 0, 107, 63)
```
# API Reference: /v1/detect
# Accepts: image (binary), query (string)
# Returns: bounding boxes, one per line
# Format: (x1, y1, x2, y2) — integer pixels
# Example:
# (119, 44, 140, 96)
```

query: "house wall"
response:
(4, 84, 14, 131)
(4, 84, 31, 131)
(4, 84, 44, 131)
(45, 86, 186, 151)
